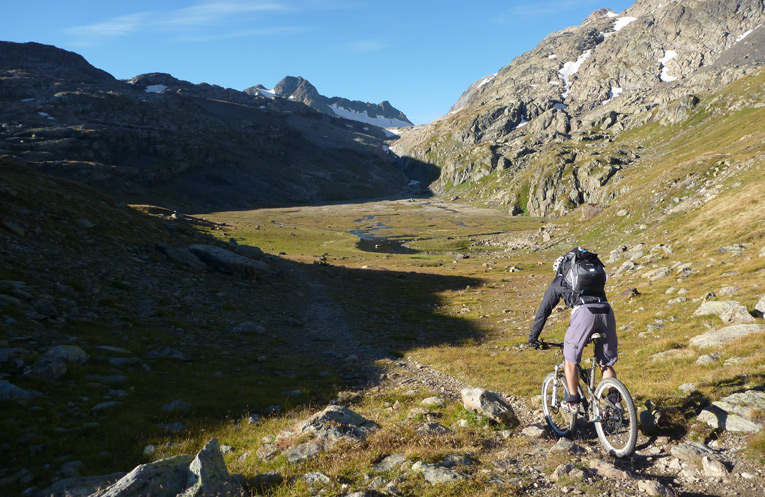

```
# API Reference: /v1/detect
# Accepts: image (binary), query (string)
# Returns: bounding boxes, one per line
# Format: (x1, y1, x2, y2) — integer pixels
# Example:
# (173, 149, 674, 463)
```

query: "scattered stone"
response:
(92, 454, 193, 497)
(183, 438, 242, 497)
(147, 347, 190, 362)
(282, 389, 302, 397)
(160, 400, 193, 413)
(678, 383, 697, 393)
(143, 445, 156, 456)
(92, 401, 121, 411)
(550, 438, 585, 455)
(0, 379, 43, 402)
(460, 388, 518, 426)
(411, 461, 466, 484)
(28, 356, 67, 381)
(156, 243, 207, 271)
(406, 407, 441, 421)
(755, 295, 765, 317)
(692, 301, 755, 324)
(689, 324, 765, 349)
(43, 345, 89, 364)
(421, 396, 445, 408)
(650, 349, 690, 362)
(37, 472, 127, 497)
(588, 459, 630, 479)
(697, 390, 765, 432)
(640, 409, 660, 436)
(229, 322, 265, 334)
(642, 267, 671, 281)
(616, 209, 629, 217)
(667, 297, 687, 305)
(441, 454, 473, 468)
(371, 453, 407, 473)
(723, 357, 745, 367)
(670, 442, 715, 463)
(637, 479, 676, 496)
(163, 422, 187, 433)
(521, 424, 546, 438)
(701, 456, 729, 478)
(189, 244, 270, 279)
(718, 286, 739, 297)
(695, 353, 720, 366)
(549, 463, 575, 482)
(415, 422, 453, 435)
(718, 244, 746, 256)
(297, 472, 330, 486)
(234, 244, 265, 261)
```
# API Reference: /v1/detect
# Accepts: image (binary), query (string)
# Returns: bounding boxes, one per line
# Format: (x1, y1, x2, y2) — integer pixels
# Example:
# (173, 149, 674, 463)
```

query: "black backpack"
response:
(559, 247, 607, 296)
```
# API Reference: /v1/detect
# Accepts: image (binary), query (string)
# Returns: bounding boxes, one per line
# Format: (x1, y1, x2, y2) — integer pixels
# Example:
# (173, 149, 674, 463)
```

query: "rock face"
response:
(0, 42, 412, 211)
(460, 388, 519, 426)
(245, 76, 413, 128)
(392, 0, 765, 214)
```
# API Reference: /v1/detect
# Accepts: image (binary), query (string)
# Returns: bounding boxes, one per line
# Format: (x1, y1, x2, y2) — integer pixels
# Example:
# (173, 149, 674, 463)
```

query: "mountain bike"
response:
(538, 333, 638, 457)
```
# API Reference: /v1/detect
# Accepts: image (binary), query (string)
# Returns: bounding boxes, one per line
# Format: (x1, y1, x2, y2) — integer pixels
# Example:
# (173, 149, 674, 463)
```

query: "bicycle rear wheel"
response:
(593, 378, 637, 457)
(541, 372, 576, 437)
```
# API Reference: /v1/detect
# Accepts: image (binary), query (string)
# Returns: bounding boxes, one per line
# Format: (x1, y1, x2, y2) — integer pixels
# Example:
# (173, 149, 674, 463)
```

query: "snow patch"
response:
(606, 11, 619, 18)
(383, 128, 402, 137)
(558, 49, 591, 99)
(145, 85, 168, 94)
(602, 87, 623, 105)
(613, 17, 637, 32)
(256, 88, 277, 98)
(548, 54, 557, 59)
(329, 103, 412, 128)
(516, 115, 529, 129)
(476, 74, 496, 89)
(736, 25, 761, 43)
(658, 50, 678, 82)
(37, 112, 55, 120)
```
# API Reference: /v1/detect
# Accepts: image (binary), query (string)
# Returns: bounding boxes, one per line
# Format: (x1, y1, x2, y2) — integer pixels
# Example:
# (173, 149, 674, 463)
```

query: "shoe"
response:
(561, 401, 580, 414)
(607, 389, 622, 405)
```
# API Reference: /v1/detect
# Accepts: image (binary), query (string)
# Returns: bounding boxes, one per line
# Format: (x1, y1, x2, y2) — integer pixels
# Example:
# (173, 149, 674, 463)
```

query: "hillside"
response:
(392, 0, 765, 217)
(0, 42, 417, 212)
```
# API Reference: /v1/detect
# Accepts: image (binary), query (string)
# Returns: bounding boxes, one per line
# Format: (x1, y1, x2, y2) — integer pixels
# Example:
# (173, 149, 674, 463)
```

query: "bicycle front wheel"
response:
(541, 372, 576, 438)
(593, 377, 637, 457)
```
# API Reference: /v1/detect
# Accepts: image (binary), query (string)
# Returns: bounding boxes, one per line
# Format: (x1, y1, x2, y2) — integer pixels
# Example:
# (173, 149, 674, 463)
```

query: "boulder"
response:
(588, 459, 630, 479)
(689, 324, 765, 349)
(421, 396, 445, 408)
(701, 456, 729, 478)
(189, 244, 269, 279)
(637, 479, 676, 497)
(0, 380, 43, 402)
(670, 442, 715, 463)
(38, 472, 126, 497)
(156, 243, 207, 271)
(460, 388, 518, 426)
(411, 461, 466, 484)
(28, 356, 68, 381)
(371, 453, 408, 473)
(415, 422, 453, 435)
(43, 345, 89, 364)
(693, 301, 755, 324)
(234, 244, 265, 261)
(755, 295, 765, 317)
(697, 390, 765, 433)
(91, 455, 193, 497)
(181, 438, 243, 497)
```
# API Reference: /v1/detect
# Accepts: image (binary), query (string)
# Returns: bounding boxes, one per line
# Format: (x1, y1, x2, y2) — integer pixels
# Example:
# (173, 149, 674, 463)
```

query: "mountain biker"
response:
(528, 247, 618, 412)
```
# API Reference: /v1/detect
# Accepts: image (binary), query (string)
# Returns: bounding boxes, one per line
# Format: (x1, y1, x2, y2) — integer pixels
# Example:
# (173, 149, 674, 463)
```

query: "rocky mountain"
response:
(245, 76, 414, 128)
(392, 0, 765, 217)
(0, 42, 418, 211)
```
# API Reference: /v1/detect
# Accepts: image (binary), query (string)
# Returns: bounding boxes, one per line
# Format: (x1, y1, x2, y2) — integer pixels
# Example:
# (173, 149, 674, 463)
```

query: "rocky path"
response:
(289, 261, 765, 497)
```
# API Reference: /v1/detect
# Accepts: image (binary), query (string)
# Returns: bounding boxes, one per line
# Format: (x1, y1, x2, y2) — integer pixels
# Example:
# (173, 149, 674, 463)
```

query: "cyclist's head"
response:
(552, 256, 564, 274)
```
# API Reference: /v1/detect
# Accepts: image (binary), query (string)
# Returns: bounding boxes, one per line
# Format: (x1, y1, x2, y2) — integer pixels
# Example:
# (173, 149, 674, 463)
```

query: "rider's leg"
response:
(601, 365, 616, 379)
(564, 359, 580, 401)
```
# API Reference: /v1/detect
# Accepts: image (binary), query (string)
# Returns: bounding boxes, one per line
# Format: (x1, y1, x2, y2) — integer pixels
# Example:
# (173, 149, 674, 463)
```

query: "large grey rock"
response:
(689, 324, 765, 349)
(415, 422, 453, 435)
(697, 390, 765, 433)
(693, 301, 755, 324)
(181, 438, 242, 497)
(670, 442, 715, 463)
(460, 388, 518, 426)
(588, 459, 630, 479)
(234, 244, 265, 261)
(637, 479, 676, 497)
(157, 243, 207, 271)
(91, 455, 193, 497)
(43, 345, 89, 364)
(28, 356, 68, 381)
(189, 244, 269, 279)
(0, 379, 42, 402)
(701, 456, 729, 478)
(37, 472, 126, 497)
(755, 295, 765, 317)
(411, 461, 466, 484)
(371, 453, 408, 473)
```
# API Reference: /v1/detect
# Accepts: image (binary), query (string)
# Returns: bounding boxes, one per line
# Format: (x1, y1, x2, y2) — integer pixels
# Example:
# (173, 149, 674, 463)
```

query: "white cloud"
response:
(66, 13, 149, 44)
(347, 40, 387, 53)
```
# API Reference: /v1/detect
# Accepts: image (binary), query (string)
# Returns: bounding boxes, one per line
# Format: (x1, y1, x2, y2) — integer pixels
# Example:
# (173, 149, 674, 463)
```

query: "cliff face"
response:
(392, 0, 765, 217)
(0, 43, 410, 211)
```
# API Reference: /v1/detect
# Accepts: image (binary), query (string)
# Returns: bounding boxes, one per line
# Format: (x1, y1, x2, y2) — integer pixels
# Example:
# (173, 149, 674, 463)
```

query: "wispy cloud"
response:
(65, 1, 293, 45)
(176, 25, 306, 42)
(347, 40, 387, 53)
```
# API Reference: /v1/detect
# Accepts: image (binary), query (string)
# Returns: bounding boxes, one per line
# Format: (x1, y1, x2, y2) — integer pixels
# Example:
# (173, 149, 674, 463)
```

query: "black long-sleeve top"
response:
(528, 274, 608, 341)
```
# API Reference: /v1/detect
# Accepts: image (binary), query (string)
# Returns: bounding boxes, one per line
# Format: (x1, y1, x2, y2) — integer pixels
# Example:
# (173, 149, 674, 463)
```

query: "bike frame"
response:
(541, 341, 607, 421)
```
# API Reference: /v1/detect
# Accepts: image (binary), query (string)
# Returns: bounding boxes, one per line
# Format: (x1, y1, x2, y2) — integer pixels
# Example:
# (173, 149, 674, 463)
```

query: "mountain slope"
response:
(245, 76, 414, 128)
(392, 0, 764, 216)
(0, 42, 413, 211)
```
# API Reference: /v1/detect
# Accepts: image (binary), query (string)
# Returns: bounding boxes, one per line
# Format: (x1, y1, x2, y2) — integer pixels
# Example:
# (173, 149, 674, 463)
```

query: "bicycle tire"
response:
(593, 377, 638, 457)
(541, 372, 577, 437)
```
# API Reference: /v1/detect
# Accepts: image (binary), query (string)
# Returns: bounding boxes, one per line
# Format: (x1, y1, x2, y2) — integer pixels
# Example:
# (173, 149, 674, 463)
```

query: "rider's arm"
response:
(529, 276, 566, 342)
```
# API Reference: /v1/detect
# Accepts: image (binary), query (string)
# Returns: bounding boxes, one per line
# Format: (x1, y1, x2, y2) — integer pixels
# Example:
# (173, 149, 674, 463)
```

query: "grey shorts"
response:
(564, 303, 617, 366)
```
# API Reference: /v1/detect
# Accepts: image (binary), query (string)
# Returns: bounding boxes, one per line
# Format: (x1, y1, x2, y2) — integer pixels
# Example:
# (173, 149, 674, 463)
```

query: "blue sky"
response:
(2, 0, 635, 124)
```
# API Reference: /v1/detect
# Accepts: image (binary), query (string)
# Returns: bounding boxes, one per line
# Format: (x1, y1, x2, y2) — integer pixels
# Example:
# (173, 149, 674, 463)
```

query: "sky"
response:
(1, 0, 636, 125)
